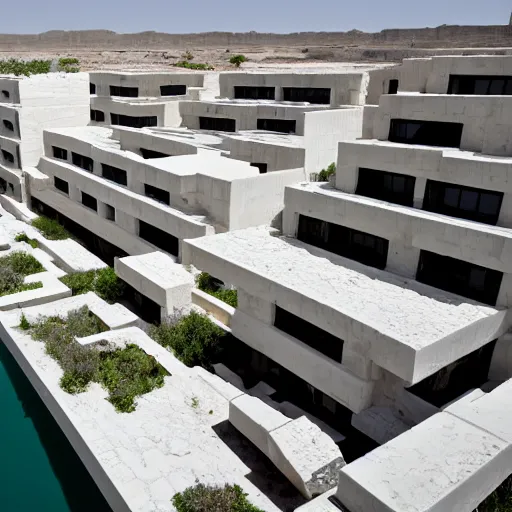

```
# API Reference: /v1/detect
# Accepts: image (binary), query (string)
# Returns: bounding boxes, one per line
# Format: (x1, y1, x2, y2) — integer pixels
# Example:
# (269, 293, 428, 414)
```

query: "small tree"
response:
(229, 54, 247, 68)
(317, 162, 336, 182)
(182, 50, 194, 61)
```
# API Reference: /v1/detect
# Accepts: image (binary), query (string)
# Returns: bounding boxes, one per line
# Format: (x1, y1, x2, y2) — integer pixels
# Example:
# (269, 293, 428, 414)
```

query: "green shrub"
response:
(182, 51, 194, 61)
(59, 267, 125, 304)
(150, 311, 226, 370)
(31, 216, 70, 240)
(174, 61, 214, 71)
(58, 57, 80, 66)
(317, 162, 336, 182)
(229, 54, 248, 68)
(172, 483, 264, 512)
(0, 281, 42, 297)
(196, 272, 238, 307)
(0, 252, 44, 276)
(19, 312, 31, 330)
(0, 59, 51, 76)
(14, 233, 39, 249)
(30, 306, 167, 412)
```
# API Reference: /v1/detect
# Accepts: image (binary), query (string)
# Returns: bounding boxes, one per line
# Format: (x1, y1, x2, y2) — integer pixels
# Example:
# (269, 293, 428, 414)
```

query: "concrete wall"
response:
(219, 72, 368, 106)
(89, 72, 205, 98)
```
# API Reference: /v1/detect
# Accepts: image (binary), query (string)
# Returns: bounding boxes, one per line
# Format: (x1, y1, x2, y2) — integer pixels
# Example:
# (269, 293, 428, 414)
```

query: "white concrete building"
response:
(27, 125, 304, 263)
(0, 72, 89, 201)
(89, 71, 206, 128)
(183, 55, 512, 457)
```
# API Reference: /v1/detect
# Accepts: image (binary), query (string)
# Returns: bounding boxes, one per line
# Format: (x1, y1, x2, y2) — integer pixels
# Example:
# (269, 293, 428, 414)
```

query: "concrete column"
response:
(282, 208, 297, 238)
(386, 240, 420, 279)
(335, 164, 358, 193)
(274, 87, 283, 102)
(342, 347, 374, 380)
(69, 185, 81, 203)
(488, 333, 512, 381)
(496, 273, 512, 308)
(413, 177, 427, 209)
(115, 210, 138, 235)
(497, 194, 512, 228)
(237, 288, 273, 325)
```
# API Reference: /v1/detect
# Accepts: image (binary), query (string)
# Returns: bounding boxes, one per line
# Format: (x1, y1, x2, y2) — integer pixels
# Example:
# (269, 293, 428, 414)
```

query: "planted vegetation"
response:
(196, 272, 237, 308)
(317, 162, 336, 182)
(29, 306, 168, 412)
(0, 252, 44, 297)
(172, 483, 264, 512)
(174, 61, 214, 71)
(31, 215, 70, 240)
(57, 57, 80, 73)
(150, 310, 226, 370)
(15, 232, 39, 249)
(229, 54, 248, 68)
(59, 267, 125, 304)
(0, 59, 51, 76)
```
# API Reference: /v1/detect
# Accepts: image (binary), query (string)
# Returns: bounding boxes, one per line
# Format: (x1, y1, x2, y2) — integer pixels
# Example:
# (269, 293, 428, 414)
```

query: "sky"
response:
(0, 0, 510, 34)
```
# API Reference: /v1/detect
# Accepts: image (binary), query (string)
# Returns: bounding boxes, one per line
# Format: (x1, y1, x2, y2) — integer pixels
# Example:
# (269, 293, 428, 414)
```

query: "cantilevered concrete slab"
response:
(183, 226, 509, 385)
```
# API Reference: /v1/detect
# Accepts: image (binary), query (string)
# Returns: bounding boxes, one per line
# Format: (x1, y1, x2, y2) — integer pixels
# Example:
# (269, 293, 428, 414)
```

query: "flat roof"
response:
(226, 130, 305, 149)
(187, 98, 333, 108)
(185, 226, 498, 350)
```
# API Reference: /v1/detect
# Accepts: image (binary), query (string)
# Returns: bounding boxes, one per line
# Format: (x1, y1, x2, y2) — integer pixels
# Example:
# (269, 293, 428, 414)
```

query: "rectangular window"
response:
(109, 86, 138, 97)
(250, 162, 268, 174)
(3, 120, 14, 131)
(297, 214, 389, 270)
(423, 180, 503, 225)
(110, 113, 158, 128)
(282, 87, 331, 104)
(54, 176, 69, 195)
(356, 168, 416, 207)
(140, 148, 171, 159)
(234, 86, 276, 100)
(89, 83, 96, 94)
(101, 163, 127, 186)
(144, 183, 170, 205)
(416, 250, 503, 305)
(72, 152, 93, 172)
(139, 220, 179, 256)
(160, 84, 187, 96)
(389, 119, 463, 148)
(447, 75, 512, 95)
(199, 116, 236, 132)
(274, 305, 344, 362)
(90, 109, 105, 122)
(1, 149, 14, 164)
(52, 146, 68, 160)
(81, 191, 98, 212)
(105, 204, 115, 222)
(257, 118, 296, 134)
(388, 79, 399, 94)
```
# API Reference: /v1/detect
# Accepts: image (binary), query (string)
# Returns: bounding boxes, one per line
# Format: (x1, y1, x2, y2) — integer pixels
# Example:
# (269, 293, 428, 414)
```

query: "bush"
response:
(0, 251, 44, 276)
(0, 59, 51, 76)
(15, 233, 39, 249)
(150, 311, 226, 369)
(30, 306, 168, 412)
(31, 216, 70, 240)
(317, 162, 336, 182)
(172, 483, 264, 512)
(196, 272, 238, 308)
(174, 61, 214, 71)
(19, 312, 31, 330)
(182, 51, 194, 61)
(58, 57, 79, 66)
(229, 55, 247, 68)
(60, 267, 125, 304)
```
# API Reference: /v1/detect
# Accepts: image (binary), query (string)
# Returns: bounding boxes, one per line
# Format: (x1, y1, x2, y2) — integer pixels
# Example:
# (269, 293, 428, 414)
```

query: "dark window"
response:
(1, 150, 14, 164)
(72, 152, 93, 172)
(110, 113, 158, 128)
(101, 163, 127, 186)
(416, 250, 503, 305)
(423, 180, 503, 225)
(54, 176, 69, 195)
(109, 86, 138, 97)
(8, 183, 13, 193)
(0, 177, 6, 193)
(160, 84, 187, 96)
(52, 146, 68, 160)
(1, 90, 9, 98)
(257, 118, 296, 134)
(388, 79, 399, 94)
(104, 204, 115, 221)
(89, 82, 96, 94)
(389, 119, 463, 148)
(140, 148, 171, 159)
(297, 214, 389, 270)
(328, 495, 352, 511)
(282, 87, 331, 104)
(356, 168, 416, 207)
(199, 116, 236, 132)
(139, 220, 179, 256)
(234, 86, 276, 100)
(448, 75, 512, 95)
(81, 192, 98, 212)
(90, 109, 105, 122)
(250, 162, 268, 174)
(144, 183, 170, 205)
(274, 306, 344, 362)
(2, 120, 13, 131)
(408, 340, 497, 407)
